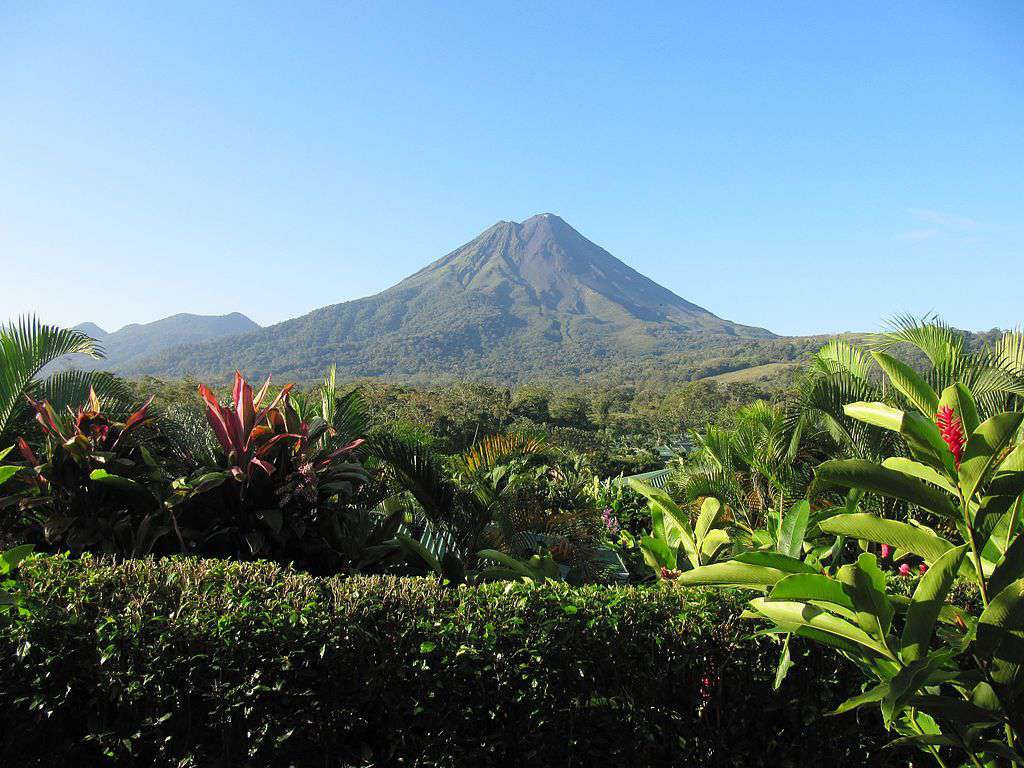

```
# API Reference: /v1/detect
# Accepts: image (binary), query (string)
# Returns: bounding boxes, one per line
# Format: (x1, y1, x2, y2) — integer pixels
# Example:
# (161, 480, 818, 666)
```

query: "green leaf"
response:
(838, 553, 893, 641)
(881, 457, 956, 495)
(900, 545, 968, 662)
(734, 551, 819, 573)
(882, 656, 950, 728)
(776, 500, 810, 559)
(937, 383, 980, 438)
(676, 560, 791, 588)
(397, 532, 443, 576)
(630, 480, 698, 565)
(989, 534, 1024, 602)
(959, 412, 1024, 502)
(0, 544, 34, 576)
(976, 577, 1024, 690)
(419, 641, 436, 653)
(0, 465, 20, 487)
(769, 573, 856, 614)
(746, 598, 896, 659)
(640, 536, 675, 571)
(694, 496, 724, 543)
(842, 403, 954, 474)
(88, 469, 156, 508)
(831, 682, 890, 715)
(773, 634, 794, 691)
(814, 460, 959, 521)
(818, 513, 954, 564)
(871, 351, 939, 418)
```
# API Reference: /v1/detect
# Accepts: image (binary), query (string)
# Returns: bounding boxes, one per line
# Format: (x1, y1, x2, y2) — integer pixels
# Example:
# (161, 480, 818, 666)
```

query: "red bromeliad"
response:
(198, 372, 298, 481)
(935, 405, 966, 469)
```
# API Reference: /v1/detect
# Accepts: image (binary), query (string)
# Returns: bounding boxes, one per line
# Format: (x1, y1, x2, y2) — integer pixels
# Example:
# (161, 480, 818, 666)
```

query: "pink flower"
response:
(899, 563, 912, 577)
(919, 563, 928, 574)
(880, 544, 892, 559)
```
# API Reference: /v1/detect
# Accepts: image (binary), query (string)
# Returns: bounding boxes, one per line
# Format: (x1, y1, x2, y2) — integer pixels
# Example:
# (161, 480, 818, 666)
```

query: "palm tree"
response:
(0, 316, 133, 440)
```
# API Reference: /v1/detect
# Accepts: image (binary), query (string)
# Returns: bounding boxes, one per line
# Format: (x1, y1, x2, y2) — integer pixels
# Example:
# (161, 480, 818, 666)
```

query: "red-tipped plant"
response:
(198, 372, 298, 481)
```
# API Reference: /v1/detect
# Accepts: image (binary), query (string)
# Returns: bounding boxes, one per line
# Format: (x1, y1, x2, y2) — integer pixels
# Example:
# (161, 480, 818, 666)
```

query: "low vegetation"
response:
(0, 314, 1022, 766)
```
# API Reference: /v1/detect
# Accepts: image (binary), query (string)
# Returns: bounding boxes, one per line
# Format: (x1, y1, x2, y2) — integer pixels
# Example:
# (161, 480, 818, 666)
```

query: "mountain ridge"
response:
(102, 215, 778, 384)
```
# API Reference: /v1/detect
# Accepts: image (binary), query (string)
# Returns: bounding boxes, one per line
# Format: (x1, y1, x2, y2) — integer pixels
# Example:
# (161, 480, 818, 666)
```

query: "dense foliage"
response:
(3, 315, 1024, 765)
(0, 556, 900, 767)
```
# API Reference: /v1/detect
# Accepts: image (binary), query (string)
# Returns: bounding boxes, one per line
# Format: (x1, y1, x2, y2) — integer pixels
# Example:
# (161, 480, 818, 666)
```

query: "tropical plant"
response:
(0, 316, 134, 440)
(629, 483, 732, 577)
(374, 431, 622, 582)
(0, 390, 169, 556)
(675, 381, 1024, 766)
(171, 372, 370, 570)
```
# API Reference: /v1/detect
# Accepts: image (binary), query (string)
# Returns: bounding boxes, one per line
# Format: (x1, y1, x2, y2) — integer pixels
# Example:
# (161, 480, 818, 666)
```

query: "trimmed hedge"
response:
(0, 557, 899, 766)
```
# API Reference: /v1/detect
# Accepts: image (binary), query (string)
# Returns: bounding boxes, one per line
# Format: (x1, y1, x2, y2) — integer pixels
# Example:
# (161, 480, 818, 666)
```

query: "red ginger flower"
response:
(935, 406, 965, 469)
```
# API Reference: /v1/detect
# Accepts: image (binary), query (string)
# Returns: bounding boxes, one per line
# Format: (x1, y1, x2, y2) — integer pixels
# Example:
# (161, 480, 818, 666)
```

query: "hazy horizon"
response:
(2, 2, 1022, 336)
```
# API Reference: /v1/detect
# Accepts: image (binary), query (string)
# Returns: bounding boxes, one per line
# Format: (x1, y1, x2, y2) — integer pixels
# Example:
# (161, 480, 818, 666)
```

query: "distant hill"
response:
(120, 214, 780, 384)
(56, 313, 260, 372)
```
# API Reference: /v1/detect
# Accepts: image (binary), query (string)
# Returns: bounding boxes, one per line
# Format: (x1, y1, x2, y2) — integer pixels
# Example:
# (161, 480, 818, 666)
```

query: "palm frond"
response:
(371, 434, 489, 559)
(458, 432, 547, 474)
(871, 314, 964, 368)
(0, 316, 104, 437)
(810, 339, 874, 381)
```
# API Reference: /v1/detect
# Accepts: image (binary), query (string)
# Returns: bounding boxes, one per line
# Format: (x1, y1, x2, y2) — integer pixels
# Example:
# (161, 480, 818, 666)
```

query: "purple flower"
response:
(601, 507, 620, 535)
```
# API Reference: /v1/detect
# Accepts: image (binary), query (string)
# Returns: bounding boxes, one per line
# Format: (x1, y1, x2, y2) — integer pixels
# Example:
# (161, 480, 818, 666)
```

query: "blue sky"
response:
(2, 1, 1021, 336)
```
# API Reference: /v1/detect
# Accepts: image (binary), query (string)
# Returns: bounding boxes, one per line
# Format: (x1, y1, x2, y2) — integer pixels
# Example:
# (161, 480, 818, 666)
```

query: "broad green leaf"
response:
(976, 577, 1024, 690)
(871, 351, 939, 418)
(882, 655, 951, 728)
(0, 544, 34, 575)
(831, 682, 889, 715)
(843, 403, 955, 474)
(747, 598, 895, 659)
(776, 500, 810, 559)
(773, 634, 794, 691)
(0, 465, 19, 487)
(640, 536, 675, 571)
(769, 573, 856, 614)
(901, 545, 968, 662)
(959, 412, 1024, 501)
(398, 532, 442, 575)
(694, 497, 724, 542)
(838, 553, 893, 641)
(88, 469, 157, 508)
(676, 560, 790, 588)
(630, 481, 697, 562)
(909, 694, 1005, 727)
(973, 495, 1017, 557)
(818, 513, 954, 564)
(733, 551, 819, 573)
(937, 383, 980, 438)
(698, 528, 730, 563)
(989, 534, 1024, 602)
(815, 460, 958, 521)
(881, 457, 956, 495)
(989, 444, 1024, 497)
(843, 401, 904, 432)
(883, 734, 960, 750)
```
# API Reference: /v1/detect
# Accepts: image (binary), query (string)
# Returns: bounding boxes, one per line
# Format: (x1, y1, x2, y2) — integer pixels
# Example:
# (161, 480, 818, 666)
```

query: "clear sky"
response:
(2, 2, 1021, 336)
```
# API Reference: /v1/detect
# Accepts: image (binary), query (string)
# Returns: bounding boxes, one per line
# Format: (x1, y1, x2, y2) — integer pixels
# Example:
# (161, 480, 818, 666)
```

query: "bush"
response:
(0, 557, 901, 767)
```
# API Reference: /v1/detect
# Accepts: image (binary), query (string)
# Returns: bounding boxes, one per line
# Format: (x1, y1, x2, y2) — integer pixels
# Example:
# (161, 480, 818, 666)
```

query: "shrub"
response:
(0, 556, 902, 767)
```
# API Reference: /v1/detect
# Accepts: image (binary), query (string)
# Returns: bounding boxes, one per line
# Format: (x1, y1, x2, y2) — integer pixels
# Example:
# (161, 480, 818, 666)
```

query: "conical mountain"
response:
(124, 215, 773, 382)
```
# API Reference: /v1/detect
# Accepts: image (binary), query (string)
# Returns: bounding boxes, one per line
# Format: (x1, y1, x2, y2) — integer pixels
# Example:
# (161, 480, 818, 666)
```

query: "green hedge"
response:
(0, 557, 899, 766)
